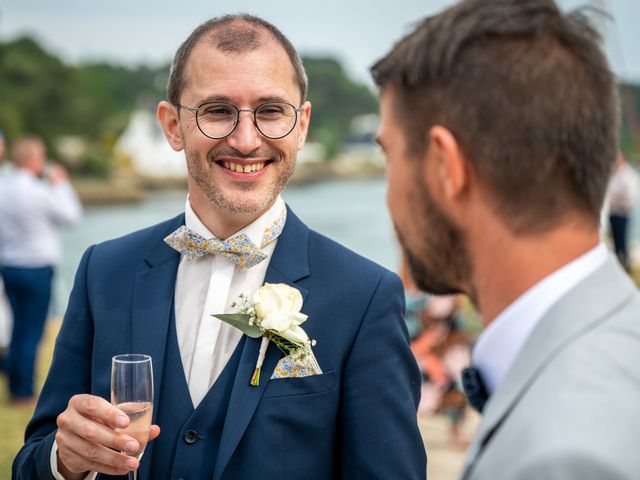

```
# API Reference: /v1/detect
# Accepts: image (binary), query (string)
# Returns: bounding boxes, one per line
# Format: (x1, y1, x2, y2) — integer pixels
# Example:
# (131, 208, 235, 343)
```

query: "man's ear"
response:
(427, 125, 469, 201)
(296, 101, 311, 151)
(157, 101, 184, 152)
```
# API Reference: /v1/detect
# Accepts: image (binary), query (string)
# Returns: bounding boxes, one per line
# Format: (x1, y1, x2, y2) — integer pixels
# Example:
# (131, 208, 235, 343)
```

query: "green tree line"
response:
(620, 83, 640, 157)
(0, 36, 378, 177)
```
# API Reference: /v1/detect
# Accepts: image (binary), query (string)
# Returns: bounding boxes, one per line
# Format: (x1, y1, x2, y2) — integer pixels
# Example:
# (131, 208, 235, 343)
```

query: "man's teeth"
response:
(222, 162, 266, 173)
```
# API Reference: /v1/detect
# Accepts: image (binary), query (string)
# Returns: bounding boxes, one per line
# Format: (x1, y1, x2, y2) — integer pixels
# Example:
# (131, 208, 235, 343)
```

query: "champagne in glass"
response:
(111, 354, 153, 480)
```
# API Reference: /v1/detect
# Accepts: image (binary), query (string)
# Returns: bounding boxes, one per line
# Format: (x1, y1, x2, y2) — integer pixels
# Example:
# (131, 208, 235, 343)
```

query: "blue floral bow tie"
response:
(164, 207, 286, 268)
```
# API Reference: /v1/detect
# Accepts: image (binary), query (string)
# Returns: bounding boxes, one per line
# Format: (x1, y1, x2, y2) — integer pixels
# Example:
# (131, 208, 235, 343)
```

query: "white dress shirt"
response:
(176, 195, 284, 406)
(0, 162, 11, 177)
(473, 243, 609, 395)
(0, 167, 82, 267)
(51, 195, 284, 480)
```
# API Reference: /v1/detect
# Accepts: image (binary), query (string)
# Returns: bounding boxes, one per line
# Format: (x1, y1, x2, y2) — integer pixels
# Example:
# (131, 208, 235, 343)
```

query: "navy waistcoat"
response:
(143, 308, 244, 480)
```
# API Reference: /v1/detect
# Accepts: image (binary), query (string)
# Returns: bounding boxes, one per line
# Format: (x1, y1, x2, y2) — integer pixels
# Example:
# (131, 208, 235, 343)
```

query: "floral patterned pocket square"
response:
(271, 351, 323, 379)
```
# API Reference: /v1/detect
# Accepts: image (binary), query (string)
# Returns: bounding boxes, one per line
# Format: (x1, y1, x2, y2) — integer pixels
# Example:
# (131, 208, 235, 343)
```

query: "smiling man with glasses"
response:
(14, 14, 426, 480)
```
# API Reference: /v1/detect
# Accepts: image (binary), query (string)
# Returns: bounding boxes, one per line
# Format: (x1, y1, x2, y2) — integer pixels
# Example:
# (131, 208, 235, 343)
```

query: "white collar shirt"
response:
(176, 195, 285, 407)
(472, 243, 609, 395)
(0, 168, 82, 267)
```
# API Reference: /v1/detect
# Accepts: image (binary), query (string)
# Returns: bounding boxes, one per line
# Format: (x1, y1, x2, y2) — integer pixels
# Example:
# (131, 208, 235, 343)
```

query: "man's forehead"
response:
(184, 36, 298, 101)
(187, 41, 293, 78)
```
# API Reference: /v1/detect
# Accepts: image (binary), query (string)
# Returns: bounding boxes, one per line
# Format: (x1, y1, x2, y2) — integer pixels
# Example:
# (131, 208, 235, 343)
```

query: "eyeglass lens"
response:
(196, 102, 298, 139)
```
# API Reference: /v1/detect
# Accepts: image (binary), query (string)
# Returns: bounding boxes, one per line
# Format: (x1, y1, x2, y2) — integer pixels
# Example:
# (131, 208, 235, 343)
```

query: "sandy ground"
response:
(419, 409, 481, 480)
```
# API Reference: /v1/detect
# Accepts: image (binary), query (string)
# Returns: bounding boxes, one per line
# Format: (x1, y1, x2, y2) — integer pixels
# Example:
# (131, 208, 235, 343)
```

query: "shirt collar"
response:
(184, 195, 285, 247)
(12, 167, 35, 179)
(472, 243, 609, 394)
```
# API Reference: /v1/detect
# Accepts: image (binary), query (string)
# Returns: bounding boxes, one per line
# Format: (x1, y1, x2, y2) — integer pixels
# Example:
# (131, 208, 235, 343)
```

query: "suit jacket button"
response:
(184, 429, 198, 444)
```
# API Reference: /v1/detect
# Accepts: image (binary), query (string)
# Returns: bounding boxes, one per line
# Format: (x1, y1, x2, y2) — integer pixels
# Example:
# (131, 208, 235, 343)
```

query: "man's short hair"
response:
(371, 0, 619, 233)
(167, 14, 308, 106)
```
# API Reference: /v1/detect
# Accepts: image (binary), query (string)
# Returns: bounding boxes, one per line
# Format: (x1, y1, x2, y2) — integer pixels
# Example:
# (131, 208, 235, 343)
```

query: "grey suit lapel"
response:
(462, 256, 637, 478)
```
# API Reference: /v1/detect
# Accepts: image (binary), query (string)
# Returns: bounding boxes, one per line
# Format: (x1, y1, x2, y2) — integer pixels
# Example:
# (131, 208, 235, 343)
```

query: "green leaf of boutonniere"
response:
(212, 313, 263, 338)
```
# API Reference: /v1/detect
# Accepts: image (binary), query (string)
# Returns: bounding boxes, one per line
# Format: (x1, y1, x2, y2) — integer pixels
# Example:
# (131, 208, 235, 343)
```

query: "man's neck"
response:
(469, 218, 600, 324)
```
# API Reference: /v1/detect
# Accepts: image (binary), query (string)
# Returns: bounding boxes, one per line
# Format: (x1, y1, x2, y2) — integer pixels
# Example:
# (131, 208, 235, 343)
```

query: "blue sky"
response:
(0, 0, 638, 84)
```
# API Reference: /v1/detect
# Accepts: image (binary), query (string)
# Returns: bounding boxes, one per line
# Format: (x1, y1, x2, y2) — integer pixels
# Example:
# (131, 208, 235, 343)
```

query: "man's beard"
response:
(185, 144, 295, 215)
(397, 181, 472, 296)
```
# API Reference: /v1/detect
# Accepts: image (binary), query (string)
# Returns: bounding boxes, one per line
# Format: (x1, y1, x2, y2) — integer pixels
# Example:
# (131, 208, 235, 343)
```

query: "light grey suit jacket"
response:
(462, 255, 640, 480)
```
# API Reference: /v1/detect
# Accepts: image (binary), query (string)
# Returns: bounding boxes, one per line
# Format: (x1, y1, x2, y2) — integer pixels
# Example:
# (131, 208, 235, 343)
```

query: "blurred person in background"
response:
(401, 255, 471, 446)
(400, 253, 428, 339)
(410, 294, 471, 447)
(607, 151, 640, 272)
(0, 136, 82, 406)
(0, 128, 11, 358)
(373, 0, 640, 478)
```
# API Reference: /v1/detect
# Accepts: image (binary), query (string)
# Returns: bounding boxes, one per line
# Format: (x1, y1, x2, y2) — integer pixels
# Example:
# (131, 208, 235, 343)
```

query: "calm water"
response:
(54, 177, 400, 313)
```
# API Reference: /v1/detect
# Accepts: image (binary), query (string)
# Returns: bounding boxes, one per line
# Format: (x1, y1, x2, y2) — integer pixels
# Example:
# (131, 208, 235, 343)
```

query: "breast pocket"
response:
(262, 370, 337, 399)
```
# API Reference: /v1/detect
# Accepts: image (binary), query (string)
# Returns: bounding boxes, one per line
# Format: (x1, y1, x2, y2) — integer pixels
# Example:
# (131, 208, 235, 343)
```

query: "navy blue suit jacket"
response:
(13, 207, 426, 479)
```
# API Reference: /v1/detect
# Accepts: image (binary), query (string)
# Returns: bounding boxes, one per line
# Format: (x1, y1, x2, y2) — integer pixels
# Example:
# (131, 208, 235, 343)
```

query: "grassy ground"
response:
(0, 321, 58, 476)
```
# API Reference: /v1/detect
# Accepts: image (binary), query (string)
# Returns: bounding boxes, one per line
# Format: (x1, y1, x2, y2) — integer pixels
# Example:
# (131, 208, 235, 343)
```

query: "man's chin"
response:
(404, 248, 464, 295)
(209, 192, 277, 216)
(416, 278, 463, 296)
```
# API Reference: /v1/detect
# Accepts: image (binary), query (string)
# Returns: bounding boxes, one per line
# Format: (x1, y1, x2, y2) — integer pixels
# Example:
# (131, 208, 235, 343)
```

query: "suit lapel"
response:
(462, 256, 637, 478)
(214, 207, 310, 480)
(131, 214, 183, 476)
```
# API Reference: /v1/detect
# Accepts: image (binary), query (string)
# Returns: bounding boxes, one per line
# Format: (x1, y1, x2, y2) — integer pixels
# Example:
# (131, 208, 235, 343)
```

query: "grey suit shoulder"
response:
(464, 255, 640, 480)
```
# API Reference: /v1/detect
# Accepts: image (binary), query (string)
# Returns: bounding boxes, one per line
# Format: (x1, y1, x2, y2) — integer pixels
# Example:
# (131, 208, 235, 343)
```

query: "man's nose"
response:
(226, 110, 262, 154)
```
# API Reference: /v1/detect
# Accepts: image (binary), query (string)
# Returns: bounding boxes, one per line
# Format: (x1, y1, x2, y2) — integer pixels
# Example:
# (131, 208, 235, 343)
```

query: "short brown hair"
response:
(167, 14, 308, 105)
(371, 0, 619, 233)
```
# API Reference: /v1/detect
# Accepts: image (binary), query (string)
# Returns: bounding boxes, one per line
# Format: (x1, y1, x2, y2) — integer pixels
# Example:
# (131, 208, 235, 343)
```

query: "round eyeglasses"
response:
(176, 101, 304, 140)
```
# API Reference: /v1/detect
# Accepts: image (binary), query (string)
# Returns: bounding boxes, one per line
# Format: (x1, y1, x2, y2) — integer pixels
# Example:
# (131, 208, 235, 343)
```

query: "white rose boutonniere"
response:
(255, 284, 310, 345)
(213, 283, 321, 386)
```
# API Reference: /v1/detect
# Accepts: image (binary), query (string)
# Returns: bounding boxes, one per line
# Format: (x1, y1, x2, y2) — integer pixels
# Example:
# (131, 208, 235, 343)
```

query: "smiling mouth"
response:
(215, 160, 271, 173)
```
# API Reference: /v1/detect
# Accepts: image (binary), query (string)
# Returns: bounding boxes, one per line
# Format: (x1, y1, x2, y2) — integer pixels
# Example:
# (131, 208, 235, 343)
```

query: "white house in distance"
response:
(114, 109, 187, 178)
(334, 113, 385, 166)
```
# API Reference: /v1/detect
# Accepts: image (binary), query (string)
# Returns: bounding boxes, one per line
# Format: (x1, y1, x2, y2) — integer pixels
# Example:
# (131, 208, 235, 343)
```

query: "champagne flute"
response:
(111, 354, 153, 480)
